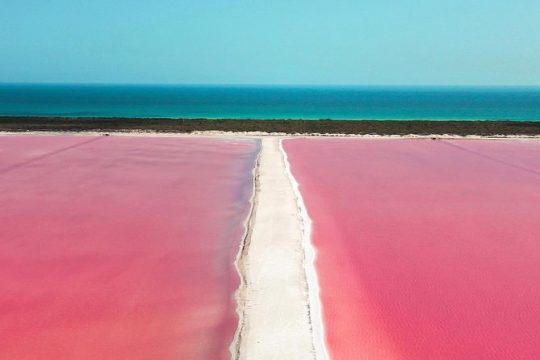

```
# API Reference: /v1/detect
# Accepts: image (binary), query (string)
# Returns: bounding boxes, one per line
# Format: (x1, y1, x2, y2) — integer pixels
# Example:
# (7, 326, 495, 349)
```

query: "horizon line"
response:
(1, 82, 540, 89)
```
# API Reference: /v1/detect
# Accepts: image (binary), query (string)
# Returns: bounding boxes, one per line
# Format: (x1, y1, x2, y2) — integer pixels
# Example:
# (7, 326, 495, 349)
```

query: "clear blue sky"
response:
(1, 0, 539, 85)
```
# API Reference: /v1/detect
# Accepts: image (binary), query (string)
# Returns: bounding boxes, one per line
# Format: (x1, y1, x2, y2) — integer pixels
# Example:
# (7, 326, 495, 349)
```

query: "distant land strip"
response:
(1, 117, 540, 136)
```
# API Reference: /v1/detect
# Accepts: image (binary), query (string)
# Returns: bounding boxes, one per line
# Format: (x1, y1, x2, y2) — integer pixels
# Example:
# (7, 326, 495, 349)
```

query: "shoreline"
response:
(280, 140, 329, 359)
(2, 130, 539, 141)
(1, 116, 540, 136)
(230, 139, 261, 360)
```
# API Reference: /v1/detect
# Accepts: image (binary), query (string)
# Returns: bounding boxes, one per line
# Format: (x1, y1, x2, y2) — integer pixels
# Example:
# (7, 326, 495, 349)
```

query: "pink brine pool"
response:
(0, 135, 259, 360)
(284, 138, 540, 360)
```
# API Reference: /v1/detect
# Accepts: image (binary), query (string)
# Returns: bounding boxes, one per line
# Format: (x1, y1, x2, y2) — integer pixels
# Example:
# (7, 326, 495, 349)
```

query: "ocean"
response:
(0, 84, 539, 121)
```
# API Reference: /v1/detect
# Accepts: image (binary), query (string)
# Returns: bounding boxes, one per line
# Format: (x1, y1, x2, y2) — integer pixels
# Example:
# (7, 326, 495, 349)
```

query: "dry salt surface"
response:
(283, 137, 540, 360)
(0, 135, 259, 360)
(233, 137, 326, 360)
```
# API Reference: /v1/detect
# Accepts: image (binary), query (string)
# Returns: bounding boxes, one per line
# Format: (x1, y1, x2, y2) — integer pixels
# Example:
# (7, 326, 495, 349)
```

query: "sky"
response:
(1, 0, 539, 85)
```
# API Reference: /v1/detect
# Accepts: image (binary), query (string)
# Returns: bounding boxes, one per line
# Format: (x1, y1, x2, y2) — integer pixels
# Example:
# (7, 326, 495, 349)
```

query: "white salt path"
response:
(233, 137, 326, 360)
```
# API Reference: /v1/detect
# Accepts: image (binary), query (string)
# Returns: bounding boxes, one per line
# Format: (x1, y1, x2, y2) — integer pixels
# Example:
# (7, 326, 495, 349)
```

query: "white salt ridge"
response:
(280, 139, 330, 360)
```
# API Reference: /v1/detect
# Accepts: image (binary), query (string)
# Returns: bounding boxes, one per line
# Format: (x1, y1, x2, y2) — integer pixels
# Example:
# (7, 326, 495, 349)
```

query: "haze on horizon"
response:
(1, 0, 539, 86)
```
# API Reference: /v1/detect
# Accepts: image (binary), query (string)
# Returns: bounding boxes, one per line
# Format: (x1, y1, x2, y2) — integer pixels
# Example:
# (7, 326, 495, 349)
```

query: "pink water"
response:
(284, 138, 540, 360)
(0, 135, 259, 360)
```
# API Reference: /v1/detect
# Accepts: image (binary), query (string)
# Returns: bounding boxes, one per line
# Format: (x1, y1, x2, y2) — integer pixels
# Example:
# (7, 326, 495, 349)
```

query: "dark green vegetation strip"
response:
(1, 117, 540, 136)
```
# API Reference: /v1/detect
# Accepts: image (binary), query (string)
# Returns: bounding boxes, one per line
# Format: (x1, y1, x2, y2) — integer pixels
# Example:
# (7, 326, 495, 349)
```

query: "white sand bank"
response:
(232, 137, 325, 360)
(2, 130, 540, 140)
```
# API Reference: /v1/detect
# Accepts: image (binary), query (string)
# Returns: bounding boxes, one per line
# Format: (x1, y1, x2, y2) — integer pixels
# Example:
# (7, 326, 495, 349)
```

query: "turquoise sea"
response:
(0, 84, 539, 121)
